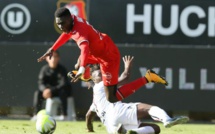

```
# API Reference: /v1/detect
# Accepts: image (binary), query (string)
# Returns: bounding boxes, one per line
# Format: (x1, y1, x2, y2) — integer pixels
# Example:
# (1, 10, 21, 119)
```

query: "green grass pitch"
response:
(0, 120, 215, 134)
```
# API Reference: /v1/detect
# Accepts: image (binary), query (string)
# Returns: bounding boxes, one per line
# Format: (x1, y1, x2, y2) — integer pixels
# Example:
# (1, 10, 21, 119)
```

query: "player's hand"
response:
(86, 125, 94, 132)
(68, 70, 92, 83)
(71, 66, 85, 82)
(71, 73, 82, 82)
(86, 129, 94, 133)
(67, 70, 81, 82)
(67, 71, 77, 79)
(123, 55, 134, 70)
(37, 48, 54, 62)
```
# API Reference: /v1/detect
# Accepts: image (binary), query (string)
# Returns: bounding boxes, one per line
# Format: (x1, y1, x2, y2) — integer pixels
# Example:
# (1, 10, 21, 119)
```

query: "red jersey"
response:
(52, 15, 120, 86)
(52, 15, 115, 66)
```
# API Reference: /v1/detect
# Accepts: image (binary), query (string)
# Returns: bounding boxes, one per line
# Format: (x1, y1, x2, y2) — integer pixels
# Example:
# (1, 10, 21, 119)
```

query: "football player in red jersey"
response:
(38, 7, 168, 103)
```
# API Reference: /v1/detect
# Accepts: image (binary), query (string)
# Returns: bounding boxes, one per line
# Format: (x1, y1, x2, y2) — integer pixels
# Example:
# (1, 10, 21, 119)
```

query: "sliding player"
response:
(85, 56, 189, 134)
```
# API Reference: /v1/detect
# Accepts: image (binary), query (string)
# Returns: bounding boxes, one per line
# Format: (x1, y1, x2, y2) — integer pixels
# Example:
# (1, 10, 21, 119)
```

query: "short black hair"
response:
(55, 7, 71, 17)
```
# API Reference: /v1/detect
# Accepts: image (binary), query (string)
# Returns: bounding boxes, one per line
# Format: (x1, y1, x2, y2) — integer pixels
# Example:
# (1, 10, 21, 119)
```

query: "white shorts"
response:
(104, 102, 140, 133)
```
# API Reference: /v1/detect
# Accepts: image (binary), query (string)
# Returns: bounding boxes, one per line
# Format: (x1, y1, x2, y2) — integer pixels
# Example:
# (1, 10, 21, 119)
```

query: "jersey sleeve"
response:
(51, 33, 72, 51)
(79, 41, 90, 67)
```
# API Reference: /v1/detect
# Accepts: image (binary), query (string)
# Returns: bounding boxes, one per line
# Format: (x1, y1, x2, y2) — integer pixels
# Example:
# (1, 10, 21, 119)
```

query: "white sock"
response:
(148, 106, 171, 123)
(131, 126, 155, 134)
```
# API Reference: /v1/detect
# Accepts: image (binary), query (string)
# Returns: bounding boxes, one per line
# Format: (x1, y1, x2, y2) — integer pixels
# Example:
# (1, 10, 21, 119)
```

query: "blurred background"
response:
(0, 0, 215, 121)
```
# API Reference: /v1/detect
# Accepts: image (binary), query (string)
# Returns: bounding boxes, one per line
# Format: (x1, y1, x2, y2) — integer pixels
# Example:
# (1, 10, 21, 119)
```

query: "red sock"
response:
(116, 77, 148, 100)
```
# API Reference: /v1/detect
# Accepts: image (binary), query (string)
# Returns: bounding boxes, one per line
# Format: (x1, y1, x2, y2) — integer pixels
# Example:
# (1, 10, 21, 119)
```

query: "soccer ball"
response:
(36, 115, 56, 134)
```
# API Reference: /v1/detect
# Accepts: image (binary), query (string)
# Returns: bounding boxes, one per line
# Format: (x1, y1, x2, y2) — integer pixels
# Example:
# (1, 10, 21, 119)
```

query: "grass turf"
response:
(0, 120, 215, 134)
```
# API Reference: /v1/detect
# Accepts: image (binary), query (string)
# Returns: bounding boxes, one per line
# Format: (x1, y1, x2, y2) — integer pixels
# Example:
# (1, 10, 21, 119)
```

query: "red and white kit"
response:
(52, 15, 120, 86)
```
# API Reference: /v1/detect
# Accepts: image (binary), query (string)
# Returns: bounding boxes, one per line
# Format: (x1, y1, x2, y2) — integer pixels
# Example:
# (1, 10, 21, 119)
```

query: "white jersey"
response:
(91, 81, 115, 124)
(90, 81, 140, 134)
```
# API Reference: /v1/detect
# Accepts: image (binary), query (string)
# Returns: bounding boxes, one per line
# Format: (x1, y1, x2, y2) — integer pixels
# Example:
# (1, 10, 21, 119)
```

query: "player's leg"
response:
(103, 71, 168, 103)
(137, 103, 172, 125)
(136, 103, 152, 119)
(114, 103, 160, 134)
(100, 52, 121, 103)
(104, 85, 119, 103)
(117, 70, 168, 98)
(114, 103, 140, 130)
(148, 105, 189, 128)
(139, 123, 160, 134)
(127, 122, 160, 134)
(137, 103, 189, 128)
(101, 53, 147, 103)
(99, 35, 168, 103)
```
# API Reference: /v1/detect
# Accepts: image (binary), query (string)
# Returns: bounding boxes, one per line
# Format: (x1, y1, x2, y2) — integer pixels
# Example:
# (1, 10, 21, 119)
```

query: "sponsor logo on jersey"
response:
(103, 72, 112, 80)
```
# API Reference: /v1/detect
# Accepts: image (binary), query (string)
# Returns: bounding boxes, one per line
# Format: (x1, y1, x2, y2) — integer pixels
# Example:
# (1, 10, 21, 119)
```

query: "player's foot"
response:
(164, 116, 189, 128)
(145, 69, 168, 86)
(126, 130, 137, 134)
(116, 124, 127, 134)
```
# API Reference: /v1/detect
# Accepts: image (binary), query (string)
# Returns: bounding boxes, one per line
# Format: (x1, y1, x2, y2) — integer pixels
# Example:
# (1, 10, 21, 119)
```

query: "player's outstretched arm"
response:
(86, 109, 96, 132)
(38, 32, 71, 62)
(72, 42, 90, 82)
(37, 48, 54, 62)
(118, 55, 134, 87)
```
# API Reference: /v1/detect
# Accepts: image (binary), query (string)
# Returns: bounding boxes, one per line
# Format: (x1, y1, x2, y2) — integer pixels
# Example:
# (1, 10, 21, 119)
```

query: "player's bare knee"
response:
(137, 104, 152, 118)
